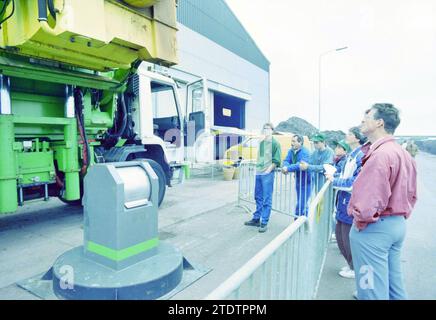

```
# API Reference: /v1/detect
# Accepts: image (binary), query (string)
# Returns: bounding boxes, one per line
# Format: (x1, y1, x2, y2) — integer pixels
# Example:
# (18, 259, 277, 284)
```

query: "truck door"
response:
(150, 80, 184, 164)
(185, 78, 208, 147)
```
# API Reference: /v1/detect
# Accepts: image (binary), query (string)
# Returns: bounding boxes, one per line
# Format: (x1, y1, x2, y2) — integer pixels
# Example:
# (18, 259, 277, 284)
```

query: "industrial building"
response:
(170, 0, 270, 134)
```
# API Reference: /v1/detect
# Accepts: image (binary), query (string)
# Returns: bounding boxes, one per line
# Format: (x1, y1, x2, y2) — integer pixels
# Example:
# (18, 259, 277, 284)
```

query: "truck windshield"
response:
(151, 82, 179, 120)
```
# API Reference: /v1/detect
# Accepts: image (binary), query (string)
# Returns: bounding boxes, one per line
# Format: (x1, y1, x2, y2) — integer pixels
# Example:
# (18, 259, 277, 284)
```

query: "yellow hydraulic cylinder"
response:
(0, 0, 178, 70)
(122, 0, 158, 7)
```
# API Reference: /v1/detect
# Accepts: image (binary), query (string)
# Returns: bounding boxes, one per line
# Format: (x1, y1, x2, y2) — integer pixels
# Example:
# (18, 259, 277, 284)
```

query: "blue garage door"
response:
(213, 92, 246, 129)
(213, 92, 246, 159)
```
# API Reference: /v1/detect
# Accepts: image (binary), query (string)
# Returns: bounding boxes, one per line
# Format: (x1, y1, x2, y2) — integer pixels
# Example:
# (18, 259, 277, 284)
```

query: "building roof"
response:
(177, 0, 270, 72)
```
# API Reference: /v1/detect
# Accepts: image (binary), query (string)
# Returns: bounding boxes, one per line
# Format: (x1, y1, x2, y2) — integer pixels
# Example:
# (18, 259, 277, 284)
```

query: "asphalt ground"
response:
(0, 171, 293, 299)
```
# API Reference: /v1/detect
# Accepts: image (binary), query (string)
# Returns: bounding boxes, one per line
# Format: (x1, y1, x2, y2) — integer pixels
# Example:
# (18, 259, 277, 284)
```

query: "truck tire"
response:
(58, 197, 82, 207)
(133, 158, 166, 207)
(57, 180, 83, 207)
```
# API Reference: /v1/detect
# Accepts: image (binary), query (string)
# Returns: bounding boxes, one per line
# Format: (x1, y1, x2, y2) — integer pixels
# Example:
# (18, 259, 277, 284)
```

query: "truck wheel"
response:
(134, 159, 166, 207)
(57, 179, 83, 207)
(58, 197, 82, 207)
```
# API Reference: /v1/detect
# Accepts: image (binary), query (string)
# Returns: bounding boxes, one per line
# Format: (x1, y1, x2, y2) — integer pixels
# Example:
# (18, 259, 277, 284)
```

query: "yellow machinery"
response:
(0, 0, 178, 70)
(0, 0, 178, 214)
(0, 1, 211, 300)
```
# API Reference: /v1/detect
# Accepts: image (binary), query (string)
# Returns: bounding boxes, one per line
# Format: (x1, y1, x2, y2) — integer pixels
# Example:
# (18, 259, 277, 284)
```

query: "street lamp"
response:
(318, 46, 348, 130)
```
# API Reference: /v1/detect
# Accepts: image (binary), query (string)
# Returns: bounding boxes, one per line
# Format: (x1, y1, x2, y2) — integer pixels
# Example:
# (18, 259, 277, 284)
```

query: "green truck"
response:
(0, 0, 180, 214)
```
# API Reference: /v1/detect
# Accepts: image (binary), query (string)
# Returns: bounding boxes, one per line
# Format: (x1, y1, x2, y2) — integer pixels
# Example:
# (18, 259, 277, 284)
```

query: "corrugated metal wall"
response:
(177, 0, 270, 72)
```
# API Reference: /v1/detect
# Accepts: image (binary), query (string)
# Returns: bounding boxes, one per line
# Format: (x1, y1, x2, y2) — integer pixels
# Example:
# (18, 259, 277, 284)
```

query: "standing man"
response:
(282, 134, 312, 217)
(406, 139, 419, 158)
(300, 133, 334, 231)
(244, 123, 281, 233)
(348, 104, 417, 300)
(300, 133, 334, 191)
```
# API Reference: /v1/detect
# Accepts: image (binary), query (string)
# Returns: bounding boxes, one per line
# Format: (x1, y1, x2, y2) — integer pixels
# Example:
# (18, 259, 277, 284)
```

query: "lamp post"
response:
(318, 46, 348, 131)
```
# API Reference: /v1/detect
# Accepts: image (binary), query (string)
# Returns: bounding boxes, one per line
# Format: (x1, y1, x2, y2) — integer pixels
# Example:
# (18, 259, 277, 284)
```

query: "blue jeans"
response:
(349, 215, 407, 300)
(295, 182, 311, 216)
(252, 172, 275, 225)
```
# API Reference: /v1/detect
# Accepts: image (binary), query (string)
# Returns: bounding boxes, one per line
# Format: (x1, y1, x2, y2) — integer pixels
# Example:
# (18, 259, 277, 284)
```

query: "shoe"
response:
(353, 291, 358, 300)
(258, 224, 268, 233)
(339, 269, 355, 279)
(331, 233, 337, 242)
(341, 266, 351, 272)
(244, 219, 260, 227)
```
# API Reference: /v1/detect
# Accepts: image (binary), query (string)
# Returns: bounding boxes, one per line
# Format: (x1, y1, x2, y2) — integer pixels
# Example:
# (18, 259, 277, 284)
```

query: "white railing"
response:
(205, 162, 334, 300)
(237, 161, 327, 218)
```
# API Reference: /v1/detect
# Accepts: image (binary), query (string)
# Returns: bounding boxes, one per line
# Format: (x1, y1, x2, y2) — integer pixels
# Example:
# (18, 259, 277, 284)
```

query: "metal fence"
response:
(237, 161, 329, 218)
(205, 161, 334, 300)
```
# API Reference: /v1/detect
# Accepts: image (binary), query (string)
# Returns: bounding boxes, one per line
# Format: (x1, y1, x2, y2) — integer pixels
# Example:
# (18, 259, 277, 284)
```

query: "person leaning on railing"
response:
(325, 128, 367, 281)
(281, 134, 312, 218)
(244, 123, 281, 233)
(329, 139, 349, 241)
(299, 133, 334, 192)
(332, 140, 349, 175)
(347, 104, 417, 300)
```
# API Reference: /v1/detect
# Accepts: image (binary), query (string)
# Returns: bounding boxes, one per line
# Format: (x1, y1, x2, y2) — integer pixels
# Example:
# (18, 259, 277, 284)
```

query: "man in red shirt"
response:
(348, 103, 417, 300)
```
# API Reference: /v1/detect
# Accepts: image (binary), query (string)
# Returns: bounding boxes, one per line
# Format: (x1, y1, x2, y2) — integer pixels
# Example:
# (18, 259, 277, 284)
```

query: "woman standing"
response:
(325, 127, 367, 279)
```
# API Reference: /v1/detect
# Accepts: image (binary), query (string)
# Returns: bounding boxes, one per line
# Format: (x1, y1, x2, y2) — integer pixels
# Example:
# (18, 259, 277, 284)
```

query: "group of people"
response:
(282, 132, 334, 216)
(243, 103, 418, 300)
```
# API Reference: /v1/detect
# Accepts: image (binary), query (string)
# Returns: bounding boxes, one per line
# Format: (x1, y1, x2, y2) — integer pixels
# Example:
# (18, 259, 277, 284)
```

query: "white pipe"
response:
(0, 75, 11, 115)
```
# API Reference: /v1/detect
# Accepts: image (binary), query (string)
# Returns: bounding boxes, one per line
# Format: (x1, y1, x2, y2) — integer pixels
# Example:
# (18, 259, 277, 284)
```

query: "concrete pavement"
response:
(0, 171, 293, 300)
(2, 153, 434, 300)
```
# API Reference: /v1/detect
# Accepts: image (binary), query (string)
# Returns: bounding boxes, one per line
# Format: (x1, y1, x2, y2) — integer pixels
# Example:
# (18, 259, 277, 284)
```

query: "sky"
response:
(225, 0, 436, 136)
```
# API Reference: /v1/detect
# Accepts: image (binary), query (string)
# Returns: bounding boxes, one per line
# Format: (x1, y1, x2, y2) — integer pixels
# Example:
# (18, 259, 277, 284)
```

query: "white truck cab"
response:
(135, 67, 185, 171)
(135, 65, 217, 169)
(131, 65, 245, 189)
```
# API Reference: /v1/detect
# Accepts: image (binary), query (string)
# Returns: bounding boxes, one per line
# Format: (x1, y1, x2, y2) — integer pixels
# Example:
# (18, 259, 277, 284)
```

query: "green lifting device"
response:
(0, 0, 178, 214)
